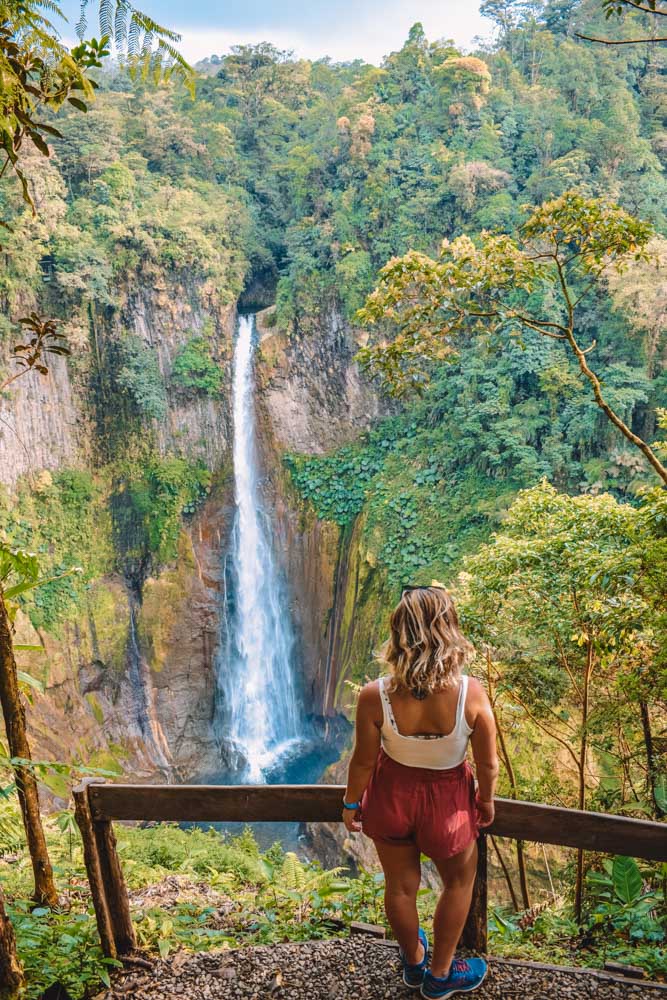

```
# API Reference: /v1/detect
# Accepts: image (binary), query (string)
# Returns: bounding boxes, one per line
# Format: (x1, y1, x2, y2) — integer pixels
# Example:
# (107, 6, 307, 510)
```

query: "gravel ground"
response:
(105, 937, 666, 1000)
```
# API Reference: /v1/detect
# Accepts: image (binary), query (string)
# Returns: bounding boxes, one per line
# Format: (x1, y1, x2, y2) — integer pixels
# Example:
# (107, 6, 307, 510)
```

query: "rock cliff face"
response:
(2, 275, 235, 781)
(254, 308, 383, 716)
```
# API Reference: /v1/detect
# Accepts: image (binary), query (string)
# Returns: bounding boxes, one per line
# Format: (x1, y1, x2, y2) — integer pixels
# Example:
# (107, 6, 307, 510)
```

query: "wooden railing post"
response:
(73, 779, 117, 959)
(73, 778, 136, 957)
(93, 816, 136, 956)
(460, 833, 487, 953)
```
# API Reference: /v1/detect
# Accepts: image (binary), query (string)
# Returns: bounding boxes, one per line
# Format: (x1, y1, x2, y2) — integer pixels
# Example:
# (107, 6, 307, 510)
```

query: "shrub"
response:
(171, 335, 224, 396)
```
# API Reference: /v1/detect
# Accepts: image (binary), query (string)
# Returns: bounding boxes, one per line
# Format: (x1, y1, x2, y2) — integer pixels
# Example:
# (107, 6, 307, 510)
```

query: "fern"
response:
(127, 10, 141, 53)
(0, 803, 24, 855)
(114, 1, 128, 49)
(99, 1, 113, 38)
(75, 7, 87, 38)
(281, 852, 307, 891)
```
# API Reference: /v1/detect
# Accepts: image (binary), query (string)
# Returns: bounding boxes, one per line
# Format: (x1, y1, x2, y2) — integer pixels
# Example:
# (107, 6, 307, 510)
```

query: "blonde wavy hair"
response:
(379, 586, 474, 696)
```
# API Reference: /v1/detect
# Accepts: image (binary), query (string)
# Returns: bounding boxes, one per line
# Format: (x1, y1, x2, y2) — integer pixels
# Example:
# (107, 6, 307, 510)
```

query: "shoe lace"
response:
(451, 959, 470, 975)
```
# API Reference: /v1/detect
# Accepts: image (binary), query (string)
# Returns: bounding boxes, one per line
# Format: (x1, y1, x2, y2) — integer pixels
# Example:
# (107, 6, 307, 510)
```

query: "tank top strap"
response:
(379, 676, 398, 732)
(455, 674, 469, 728)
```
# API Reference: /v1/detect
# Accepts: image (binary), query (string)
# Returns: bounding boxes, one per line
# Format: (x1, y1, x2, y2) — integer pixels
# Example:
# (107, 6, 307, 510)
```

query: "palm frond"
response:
(114, 0, 129, 49)
(156, 36, 191, 72)
(99, 0, 114, 39)
(140, 27, 153, 57)
(127, 9, 141, 52)
(69, 2, 192, 87)
(75, 8, 87, 38)
(124, 8, 181, 43)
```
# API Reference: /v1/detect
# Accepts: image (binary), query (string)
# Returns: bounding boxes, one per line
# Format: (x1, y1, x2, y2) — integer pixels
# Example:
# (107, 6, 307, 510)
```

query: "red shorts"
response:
(360, 748, 479, 860)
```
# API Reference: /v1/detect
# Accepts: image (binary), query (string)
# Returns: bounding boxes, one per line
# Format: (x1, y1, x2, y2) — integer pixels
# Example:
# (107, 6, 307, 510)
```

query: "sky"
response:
(57, 1, 495, 65)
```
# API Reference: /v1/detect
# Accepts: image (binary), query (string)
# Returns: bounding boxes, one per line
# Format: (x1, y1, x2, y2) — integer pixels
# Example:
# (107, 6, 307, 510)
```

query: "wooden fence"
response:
(73, 780, 667, 961)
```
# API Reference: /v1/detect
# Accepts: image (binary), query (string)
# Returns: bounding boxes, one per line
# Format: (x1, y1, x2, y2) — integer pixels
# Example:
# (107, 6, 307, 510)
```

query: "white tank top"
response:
(379, 674, 473, 769)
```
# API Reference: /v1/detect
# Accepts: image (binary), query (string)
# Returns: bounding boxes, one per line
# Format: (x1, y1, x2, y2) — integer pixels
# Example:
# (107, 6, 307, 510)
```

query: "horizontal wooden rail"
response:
(88, 783, 667, 862)
(75, 779, 667, 963)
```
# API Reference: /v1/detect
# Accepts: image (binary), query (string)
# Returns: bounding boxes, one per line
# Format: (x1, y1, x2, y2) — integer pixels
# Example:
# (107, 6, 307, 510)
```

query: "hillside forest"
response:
(0, 0, 666, 996)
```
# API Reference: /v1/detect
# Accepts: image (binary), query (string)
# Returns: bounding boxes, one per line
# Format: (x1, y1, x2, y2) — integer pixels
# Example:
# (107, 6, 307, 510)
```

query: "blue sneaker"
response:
(420, 957, 488, 998)
(400, 927, 429, 988)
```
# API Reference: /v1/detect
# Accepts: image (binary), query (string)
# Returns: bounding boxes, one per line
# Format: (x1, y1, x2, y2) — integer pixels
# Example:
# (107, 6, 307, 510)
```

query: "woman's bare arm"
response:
(468, 678, 499, 826)
(342, 682, 382, 831)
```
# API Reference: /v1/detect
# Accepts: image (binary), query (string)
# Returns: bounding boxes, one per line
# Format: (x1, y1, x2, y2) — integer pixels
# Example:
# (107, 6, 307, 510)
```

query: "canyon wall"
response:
(2, 275, 235, 782)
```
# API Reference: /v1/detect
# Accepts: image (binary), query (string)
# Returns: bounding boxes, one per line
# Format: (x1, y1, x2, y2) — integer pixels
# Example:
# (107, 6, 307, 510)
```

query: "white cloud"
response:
(175, 1, 494, 65)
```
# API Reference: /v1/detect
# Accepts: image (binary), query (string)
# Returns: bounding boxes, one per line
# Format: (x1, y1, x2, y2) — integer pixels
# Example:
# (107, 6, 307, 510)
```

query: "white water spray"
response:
(216, 314, 301, 781)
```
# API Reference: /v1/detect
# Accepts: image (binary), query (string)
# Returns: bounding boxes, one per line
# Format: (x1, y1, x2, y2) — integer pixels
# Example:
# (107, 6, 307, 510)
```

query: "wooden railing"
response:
(73, 780, 667, 961)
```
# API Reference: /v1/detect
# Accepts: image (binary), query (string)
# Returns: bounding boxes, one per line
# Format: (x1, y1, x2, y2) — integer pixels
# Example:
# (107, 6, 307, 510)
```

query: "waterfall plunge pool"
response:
(192, 714, 350, 853)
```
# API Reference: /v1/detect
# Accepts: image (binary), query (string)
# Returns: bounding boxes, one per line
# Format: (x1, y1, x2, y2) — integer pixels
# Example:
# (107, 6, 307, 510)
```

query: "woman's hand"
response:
(342, 807, 362, 833)
(476, 795, 495, 828)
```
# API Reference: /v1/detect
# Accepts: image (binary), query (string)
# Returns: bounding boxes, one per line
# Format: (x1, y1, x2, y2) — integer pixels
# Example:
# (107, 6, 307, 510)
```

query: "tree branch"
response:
(553, 257, 667, 484)
(509, 688, 582, 770)
(616, 0, 667, 15)
(575, 32, 667, 43)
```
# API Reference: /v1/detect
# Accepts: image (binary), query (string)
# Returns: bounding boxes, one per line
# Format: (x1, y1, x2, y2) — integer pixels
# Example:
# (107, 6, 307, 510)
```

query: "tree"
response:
(458, 481, 664, 921)
(357, 192, 667, 485)
(0, 881, 22, 998)
(0, 545, 81, 907)
(0, 3, 188, 971)
(1, 0, 192, 212)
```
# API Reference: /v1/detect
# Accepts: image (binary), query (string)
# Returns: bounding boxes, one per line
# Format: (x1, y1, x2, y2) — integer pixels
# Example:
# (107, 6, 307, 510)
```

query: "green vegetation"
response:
(115, 334, 167, 420)
(171, 334, 225, 396)
(0, 469, 113, 633)
(110, 454, 211, 578)
(0, 453, 210, 632)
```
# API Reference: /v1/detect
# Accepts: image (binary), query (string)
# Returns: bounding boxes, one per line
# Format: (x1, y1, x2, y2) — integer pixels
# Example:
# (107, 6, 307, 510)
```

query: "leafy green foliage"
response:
(110, 455, 211, 580)
(0, 3, 108, 210)
(355, 194, 662, 487)
(0, 469, 110, 632)
(171, 335, 225, 396)
(115, 333, 167, 420)
(284, 434, 390, 525)
(8, 902, 122, 998)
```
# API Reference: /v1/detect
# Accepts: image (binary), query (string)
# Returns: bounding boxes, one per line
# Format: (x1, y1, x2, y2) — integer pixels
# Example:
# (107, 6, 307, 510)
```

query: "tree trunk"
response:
(0, 883, 23, 999)
(0, 590, 58, 906)
(640, 700, 665, 819)
(486, 651, 530, 909)
(566, 328, 667, 485)
(574, 642, 593, 924)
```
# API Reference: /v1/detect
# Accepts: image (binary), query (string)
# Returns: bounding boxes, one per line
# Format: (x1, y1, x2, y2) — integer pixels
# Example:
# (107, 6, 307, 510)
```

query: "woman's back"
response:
(379, 675, 472, 769)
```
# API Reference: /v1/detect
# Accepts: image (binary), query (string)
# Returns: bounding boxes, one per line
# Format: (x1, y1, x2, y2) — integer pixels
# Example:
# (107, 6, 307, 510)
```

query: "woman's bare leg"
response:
(374, 841, 424, 964)
(430, 840, 478, 977)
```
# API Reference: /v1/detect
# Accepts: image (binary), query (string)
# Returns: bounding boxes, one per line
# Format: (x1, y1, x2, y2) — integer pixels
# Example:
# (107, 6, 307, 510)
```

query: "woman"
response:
(342, 586, 498, 999)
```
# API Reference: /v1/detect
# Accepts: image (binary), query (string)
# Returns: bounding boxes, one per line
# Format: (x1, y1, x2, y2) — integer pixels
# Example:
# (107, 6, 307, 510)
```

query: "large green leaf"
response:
(3, 566, 82, 601)
(654, 774, 667, 815)
(612, 856, 643, 904)
(17, 670, 44, 694)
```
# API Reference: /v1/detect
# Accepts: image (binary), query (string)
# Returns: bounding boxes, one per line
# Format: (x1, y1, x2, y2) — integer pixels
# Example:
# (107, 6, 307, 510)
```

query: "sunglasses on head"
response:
(401, 584, 447, 598)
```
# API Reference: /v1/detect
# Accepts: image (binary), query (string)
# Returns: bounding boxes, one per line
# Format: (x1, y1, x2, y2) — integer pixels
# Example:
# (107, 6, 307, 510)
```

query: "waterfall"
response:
(215, 314, 302, 781)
